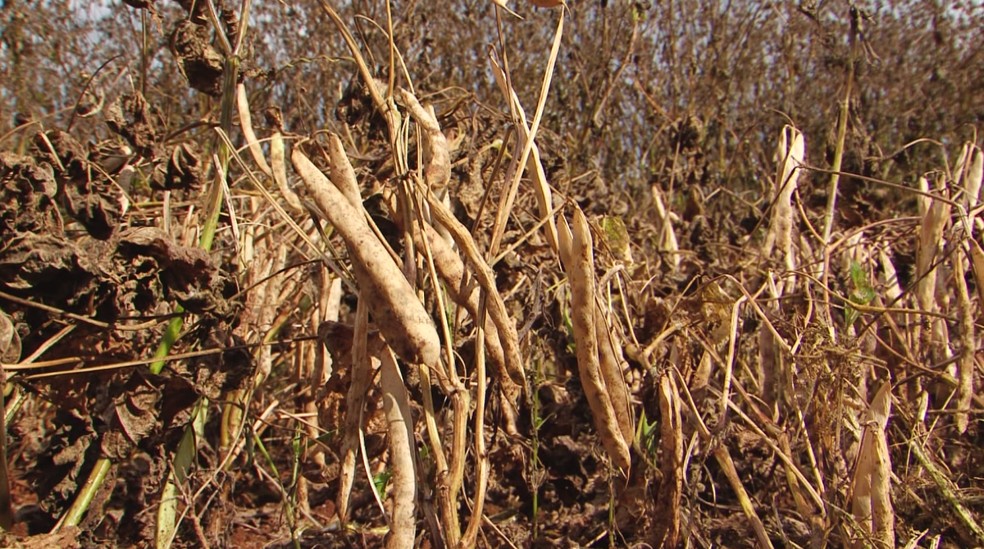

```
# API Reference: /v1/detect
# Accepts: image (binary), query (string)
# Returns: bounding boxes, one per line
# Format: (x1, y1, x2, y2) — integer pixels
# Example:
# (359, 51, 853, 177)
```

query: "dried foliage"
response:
(0, 1, 983, 547)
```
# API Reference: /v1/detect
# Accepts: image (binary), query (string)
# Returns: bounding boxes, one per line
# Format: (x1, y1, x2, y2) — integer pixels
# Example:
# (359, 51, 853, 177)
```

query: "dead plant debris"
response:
(1, 1, 983, 548)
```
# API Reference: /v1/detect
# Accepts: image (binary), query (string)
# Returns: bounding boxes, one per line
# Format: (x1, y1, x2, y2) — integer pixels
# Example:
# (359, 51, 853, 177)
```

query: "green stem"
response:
(55, 456, 113, 529)
(821, 67, 853, 245)
(149, 308, 185, 375)
(155, 398, 209, 549)
(155, 55, 240, 549)
(819, 9, 860, 336)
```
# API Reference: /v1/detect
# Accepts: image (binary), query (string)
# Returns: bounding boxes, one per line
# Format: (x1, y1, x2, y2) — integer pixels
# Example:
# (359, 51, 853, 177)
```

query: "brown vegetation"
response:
(0, 0, 983, 547)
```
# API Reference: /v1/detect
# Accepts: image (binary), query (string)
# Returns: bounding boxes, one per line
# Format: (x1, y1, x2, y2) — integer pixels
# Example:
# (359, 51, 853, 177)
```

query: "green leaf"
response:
(373, 470, 392, 498)
(848, 261, 876, 305)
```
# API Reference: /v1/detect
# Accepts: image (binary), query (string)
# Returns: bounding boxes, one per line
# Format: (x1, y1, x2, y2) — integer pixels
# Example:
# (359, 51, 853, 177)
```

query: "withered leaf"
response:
(118, 227, 216, 312)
